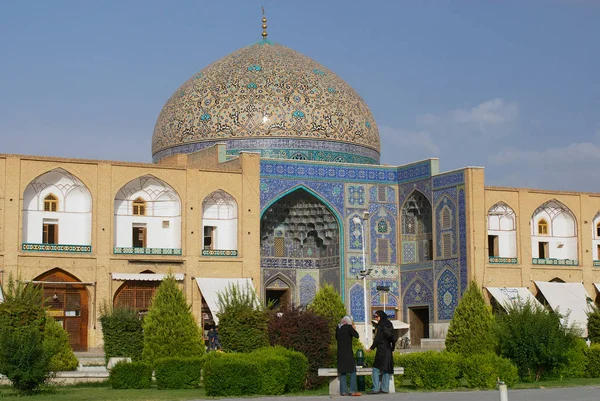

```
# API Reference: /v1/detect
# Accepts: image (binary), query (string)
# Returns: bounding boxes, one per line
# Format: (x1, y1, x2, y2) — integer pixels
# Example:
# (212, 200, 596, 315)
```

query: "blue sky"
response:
(1, 1, 598, 191)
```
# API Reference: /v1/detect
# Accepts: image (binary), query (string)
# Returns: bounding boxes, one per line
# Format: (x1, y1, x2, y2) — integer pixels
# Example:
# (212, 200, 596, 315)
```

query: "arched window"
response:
(132, 197, 146, 216)
(538, 219, 548, 235)
(596, 222, 600, 238)
(487, 202, 517, 260)
(442, 207, 452, 229)
(401, 191, 433, 262)
(114, 281, 160, 314)
(44, 194, 58, 212)
(202, 190, 238, 254)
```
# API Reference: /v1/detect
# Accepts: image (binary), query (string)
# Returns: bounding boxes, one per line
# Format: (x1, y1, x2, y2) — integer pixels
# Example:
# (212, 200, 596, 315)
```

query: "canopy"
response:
(594, 283, 600, 295)
(391, 320, 410, 330)
(486, 287, 542, 311)
(195, 278, 256, 325)
(0, 285, 4, 303)
(111, 273, 184, 281)
(534, 281, 592, 337)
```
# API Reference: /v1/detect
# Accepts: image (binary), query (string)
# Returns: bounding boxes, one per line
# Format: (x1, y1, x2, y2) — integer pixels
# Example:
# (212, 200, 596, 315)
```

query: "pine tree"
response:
(445, 280, 496, 356)
(142, 274, 204, 364)
(308, 284, 347, 337)
(587, 303, 600, 343)
(43, 318, 78, 372)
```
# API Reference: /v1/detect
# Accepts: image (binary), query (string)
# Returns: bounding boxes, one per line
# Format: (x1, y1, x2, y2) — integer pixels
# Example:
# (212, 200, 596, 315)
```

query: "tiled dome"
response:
(152, 40, 380, 164)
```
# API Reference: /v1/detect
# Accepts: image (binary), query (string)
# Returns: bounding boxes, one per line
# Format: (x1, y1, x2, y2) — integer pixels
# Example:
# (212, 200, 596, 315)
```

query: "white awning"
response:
(195, 278, 256, 325)
(486, 287, 542, 311)
(594, 283, 600, 294)
(111, 273, 185, 281)
(534, 281, 592, 337)
(0, 285, 4, 303)
(391, 320, 409, 330)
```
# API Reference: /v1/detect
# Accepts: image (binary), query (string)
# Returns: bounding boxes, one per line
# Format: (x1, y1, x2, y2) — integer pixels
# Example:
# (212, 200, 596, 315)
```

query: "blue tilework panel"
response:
(369, 265, 398, 279)
(458, 187, 468, 294)
(403, 242, 417, 264)
(299, 273, 317, 306)
(260, 159, 432, 185)
(350, 284, 365, 322)
(370, 207, 397, 265)
(435, 195, 457, 258)
(437, 269, 459, 321)
(348, 255, 365, 276)
(399, 180, 433, 207)
(347, 185, 366, 207)
(434, 259, 458, 277)
(370, 279, 399, 304)
(401, 269, 435, 322)
(433, 171, 464, 189)
(433, 187, 457, 205)
(260, 179, 344, 215)
(369, 185, 395, 203)
(263, 269, 297, 285)
(347, 210, 365, 250)
(401, 261, 434, 272)
(321, 268, 341, 293)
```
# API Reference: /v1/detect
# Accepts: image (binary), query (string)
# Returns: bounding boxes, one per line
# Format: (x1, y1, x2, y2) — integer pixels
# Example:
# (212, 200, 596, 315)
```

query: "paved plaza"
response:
(206, 385, 600, 401)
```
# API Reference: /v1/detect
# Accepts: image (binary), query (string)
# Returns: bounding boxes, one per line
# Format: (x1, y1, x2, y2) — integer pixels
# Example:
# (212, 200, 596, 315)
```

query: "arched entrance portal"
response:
(35, 269, 89, 351)
(260, 188, 341, 306)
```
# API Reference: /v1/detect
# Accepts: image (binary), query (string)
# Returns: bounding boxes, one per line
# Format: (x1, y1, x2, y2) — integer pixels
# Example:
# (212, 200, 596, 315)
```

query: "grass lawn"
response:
(2, 378, 600, 400)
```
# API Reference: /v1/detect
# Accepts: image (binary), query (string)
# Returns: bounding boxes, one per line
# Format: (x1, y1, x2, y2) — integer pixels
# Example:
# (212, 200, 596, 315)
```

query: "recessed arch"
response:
(34, 268, 89, 351)
(22, 168, 92, 249)
(260, 185, 345, 303)
(530, 199, 577, 261)
(113, 175, 182, 253)
(401, 190, 432, 263)
(201, 190, 238, 254)
(487, 202, 517, 259)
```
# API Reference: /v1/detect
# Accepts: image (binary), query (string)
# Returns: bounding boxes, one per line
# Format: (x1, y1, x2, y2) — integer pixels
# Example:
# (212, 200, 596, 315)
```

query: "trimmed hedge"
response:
(459, 353, 519, 388)
(155, 357, 203, 389)
(203, 354, 260, 396)
(109, 361, 152, 389)
(587, 344, 600, 377)
(398, 351, 461, 390)
(250, 352, 289, 395)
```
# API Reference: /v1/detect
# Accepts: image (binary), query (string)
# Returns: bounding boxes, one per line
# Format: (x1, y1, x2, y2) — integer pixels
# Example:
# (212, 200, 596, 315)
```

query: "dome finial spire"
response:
(261, 7, 268, 39)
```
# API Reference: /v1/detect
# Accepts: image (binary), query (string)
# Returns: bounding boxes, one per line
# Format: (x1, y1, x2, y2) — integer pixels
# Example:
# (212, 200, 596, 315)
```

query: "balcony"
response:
(201, 249, 238, 257)
(488, 256, 518, 264)
(22, 243, 91, 253)
(532, 258, 578, 266)
(114, 247, 182, 256)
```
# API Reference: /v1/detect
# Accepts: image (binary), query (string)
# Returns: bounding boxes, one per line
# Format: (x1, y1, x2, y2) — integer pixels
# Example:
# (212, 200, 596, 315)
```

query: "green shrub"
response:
(550, 338, 588, 379)
(276, 347, 308, 392)
(203, 354, 260, 396)
(459, 353, 519, 388)
(0, 325, 50, 394)
(494, 300, 580, 381)
(400, 351, 461, 390)
(43, 318, 78, 371)
(109, 361, 152, 389)
(446, 281, 496, 356)
(155, 357, 203, 389)
(0, 277, 50, 394)
(586, 344, 600, 377)
(308, 284, 346, 338)
(142, 274, 204, 365)
(250, 352, 289, 395)
(99, 305, 143, 363)
(217, 283, 269, 353)
(587, 304, 600, 344)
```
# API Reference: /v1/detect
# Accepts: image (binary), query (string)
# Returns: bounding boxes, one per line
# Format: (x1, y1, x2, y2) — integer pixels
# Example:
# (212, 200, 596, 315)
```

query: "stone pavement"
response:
(201, 385, 600, 401)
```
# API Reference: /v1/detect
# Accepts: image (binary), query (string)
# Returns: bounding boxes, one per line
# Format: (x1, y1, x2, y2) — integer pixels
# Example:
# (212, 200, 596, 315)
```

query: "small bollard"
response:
(497, 380, 508, 401)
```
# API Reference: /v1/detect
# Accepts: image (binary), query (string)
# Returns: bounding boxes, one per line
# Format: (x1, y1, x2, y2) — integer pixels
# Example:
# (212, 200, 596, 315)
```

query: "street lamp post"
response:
(353, 212, 370, 346)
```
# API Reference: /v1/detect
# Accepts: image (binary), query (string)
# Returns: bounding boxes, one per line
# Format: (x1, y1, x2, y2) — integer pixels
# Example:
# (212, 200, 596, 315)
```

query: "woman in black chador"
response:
(368, 310, 395, 394)
(335, 316, 361, 396)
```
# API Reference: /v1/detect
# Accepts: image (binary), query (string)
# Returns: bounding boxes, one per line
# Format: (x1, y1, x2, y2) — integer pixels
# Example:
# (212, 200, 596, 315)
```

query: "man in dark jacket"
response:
(368, 310, 394, 394)
(336, 315, 361, 396)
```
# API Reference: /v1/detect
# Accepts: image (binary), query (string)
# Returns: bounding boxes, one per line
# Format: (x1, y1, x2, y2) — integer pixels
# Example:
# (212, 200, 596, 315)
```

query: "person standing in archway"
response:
(336, 316, 361, 396)
(368, 310, 394, 394)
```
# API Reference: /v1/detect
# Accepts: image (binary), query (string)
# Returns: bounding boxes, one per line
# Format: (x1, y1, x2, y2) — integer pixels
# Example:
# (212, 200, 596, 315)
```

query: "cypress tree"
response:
(142, 274, 204, 364)
(445, 280, 495, 356)
(308, 284, 347, 337)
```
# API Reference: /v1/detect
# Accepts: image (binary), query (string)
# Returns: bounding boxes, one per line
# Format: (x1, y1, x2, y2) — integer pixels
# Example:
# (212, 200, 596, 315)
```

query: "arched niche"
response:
(260, 187, 342, 306)
(487, 202, 517, 260)
(401, 190, 432, 263)
(201, 190, 238, 255)
(35, 268, 89, 351)
(113, 175, 181, 253)
(22, 168, 92, 251)
(530, 200, 577, 261)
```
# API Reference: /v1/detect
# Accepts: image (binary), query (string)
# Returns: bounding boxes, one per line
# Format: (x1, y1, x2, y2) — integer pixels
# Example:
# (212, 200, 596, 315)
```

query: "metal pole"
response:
(498, 382, 508, 401)
(361, 220, 369, 346)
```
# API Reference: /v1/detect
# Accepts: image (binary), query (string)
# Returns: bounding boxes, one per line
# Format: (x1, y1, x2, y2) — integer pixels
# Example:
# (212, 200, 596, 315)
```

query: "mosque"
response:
(1, 15, 600, 351)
